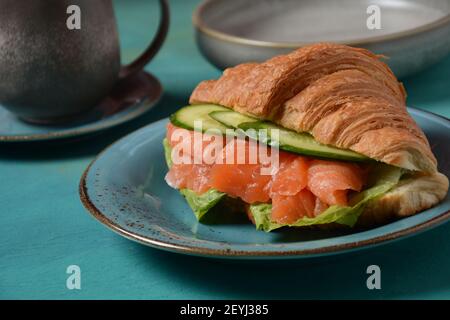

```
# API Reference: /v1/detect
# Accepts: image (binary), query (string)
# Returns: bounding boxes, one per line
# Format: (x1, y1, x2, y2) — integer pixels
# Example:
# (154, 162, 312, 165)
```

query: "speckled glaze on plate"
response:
(79, 107, 450, 259)
(0, 71, 162, 142)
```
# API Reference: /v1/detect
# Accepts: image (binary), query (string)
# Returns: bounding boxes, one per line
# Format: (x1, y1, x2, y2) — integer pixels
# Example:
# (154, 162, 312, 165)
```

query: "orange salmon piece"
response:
(209, 139, 272, 203)
(271, 189, 316, 224)
(271, 153, 309, 196)
(165, 163, 212, 194)
(166, 123, 225, 164)
(307, 159, 365, 206)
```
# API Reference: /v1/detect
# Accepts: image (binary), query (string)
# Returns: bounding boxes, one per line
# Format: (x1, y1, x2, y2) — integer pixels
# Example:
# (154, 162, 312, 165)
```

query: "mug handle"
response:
(119, 0, 170, 79)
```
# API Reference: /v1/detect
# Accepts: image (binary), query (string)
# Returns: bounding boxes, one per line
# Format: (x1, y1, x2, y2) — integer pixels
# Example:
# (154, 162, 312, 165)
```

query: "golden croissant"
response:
(164, 43, 448, 230)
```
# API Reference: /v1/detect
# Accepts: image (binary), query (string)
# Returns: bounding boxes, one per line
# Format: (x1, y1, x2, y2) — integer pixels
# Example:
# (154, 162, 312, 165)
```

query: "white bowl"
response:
(194, 0, 450, 78)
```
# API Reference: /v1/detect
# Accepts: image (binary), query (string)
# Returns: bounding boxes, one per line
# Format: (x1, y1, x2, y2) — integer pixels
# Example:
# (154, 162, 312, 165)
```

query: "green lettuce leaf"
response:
(163, 138, 173, 167)
(179, 189, 226, 220)
(163, 139, 225, 220)
(250, 164, 403, 232)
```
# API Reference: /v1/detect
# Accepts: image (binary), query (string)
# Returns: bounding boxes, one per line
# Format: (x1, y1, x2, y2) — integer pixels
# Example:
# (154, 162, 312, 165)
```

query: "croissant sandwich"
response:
(163, 43, 448, 231)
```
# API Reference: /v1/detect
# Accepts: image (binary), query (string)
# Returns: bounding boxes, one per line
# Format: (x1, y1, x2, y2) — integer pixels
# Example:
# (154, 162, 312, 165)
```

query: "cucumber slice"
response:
(170, 104, 230, 133)
(170, 105, 369, 161)
(239, 121, 368, 161)
(209, 110, 258, 128)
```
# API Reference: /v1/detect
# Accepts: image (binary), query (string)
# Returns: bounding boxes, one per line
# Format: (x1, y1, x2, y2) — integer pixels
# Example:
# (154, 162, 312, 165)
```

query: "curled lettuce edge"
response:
(163, 138, 403, 230)
(179, 189, 226, 220)
(163, 138, 173, 167)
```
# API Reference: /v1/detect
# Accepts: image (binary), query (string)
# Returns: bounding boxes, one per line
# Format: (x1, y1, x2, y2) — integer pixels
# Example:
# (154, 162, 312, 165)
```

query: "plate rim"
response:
(193, 0, 450, 48)
(79, 108, 450, 259)
(0, 72, 162, 143)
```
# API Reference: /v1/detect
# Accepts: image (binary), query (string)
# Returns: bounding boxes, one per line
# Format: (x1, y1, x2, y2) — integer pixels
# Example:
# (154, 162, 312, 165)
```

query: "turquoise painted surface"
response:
(0, 0, 449, 299)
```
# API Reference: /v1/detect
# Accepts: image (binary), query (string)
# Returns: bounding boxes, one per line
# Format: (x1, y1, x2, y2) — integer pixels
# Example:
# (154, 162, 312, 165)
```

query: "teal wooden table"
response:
(1, 0, 450, 300)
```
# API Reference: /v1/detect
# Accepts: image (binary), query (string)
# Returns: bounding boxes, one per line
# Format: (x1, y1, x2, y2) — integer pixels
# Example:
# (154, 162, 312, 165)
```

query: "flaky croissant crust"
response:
(190, 43, 437, 173)
(190, 43, 448, 221)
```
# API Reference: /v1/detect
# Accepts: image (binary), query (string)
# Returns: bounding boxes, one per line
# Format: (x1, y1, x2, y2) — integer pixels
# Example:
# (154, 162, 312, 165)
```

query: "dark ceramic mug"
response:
(0, 0, 169, 123)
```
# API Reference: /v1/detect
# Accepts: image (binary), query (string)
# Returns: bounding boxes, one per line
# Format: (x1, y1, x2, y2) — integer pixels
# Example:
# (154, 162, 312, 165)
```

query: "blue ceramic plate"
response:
(79, 108, 450, 259)
(0, 72, 162, 142)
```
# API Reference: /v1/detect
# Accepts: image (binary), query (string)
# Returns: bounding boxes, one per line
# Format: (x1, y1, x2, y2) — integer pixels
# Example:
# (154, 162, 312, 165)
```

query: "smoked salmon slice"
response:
(165, 124, 367, 222)
(307, 159, 365, 206)
(270, 154, 308, 196)
(166, 123, 225, 164)
(271, 189, 316, 224)
(209, 138, 273, 203)
(165, 162, 213, 194)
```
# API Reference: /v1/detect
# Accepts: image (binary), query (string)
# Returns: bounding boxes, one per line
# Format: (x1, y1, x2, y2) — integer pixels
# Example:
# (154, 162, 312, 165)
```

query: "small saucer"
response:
(0, 71, 162, 142)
